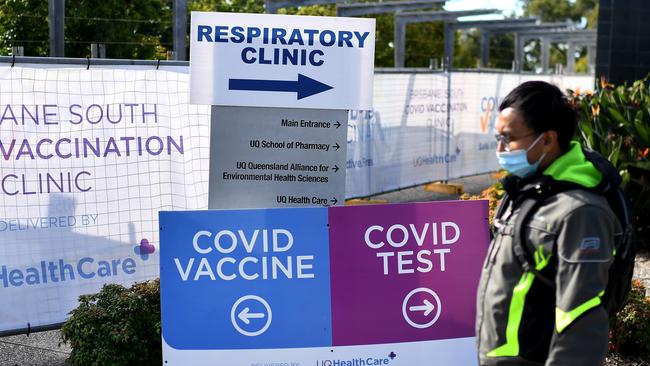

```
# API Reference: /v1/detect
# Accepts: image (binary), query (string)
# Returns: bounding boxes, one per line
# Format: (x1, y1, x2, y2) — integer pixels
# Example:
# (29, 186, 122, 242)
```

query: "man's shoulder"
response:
(532, 188, 619, 234)
(547, 188, 613, 217)
(546, 189, 620, 262)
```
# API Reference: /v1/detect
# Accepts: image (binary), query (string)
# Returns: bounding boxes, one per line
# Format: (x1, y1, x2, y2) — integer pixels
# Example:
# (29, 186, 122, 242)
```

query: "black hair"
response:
(499, 81, 577, 152)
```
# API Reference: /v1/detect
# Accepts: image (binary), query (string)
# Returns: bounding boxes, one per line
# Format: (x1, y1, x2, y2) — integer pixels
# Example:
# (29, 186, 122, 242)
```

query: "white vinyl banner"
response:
(0, 64, 592, 332)
(0, 65, 211, 332)
(345, 72, 595, 197)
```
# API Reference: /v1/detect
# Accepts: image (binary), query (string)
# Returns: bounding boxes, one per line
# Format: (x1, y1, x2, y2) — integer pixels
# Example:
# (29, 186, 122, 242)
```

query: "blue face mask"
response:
(496, 134, 546, 178)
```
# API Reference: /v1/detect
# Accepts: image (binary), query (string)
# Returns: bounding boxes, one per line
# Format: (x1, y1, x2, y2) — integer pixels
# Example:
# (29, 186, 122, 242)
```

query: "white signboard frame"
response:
(190, 12, 375, 110)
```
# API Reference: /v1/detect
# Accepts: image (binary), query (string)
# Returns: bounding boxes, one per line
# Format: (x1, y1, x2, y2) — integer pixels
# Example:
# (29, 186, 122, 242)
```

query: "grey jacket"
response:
(476, 143, 621, 366)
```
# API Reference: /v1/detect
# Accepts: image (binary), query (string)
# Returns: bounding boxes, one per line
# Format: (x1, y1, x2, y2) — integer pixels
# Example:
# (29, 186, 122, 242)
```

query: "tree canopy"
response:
(0, 0, 49, 56)
(0, 0, 173, 59)
(520, 0, 597, 72)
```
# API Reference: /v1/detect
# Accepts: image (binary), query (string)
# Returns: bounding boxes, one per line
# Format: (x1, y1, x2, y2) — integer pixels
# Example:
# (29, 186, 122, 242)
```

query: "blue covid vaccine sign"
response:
(160, 207, 332, 350)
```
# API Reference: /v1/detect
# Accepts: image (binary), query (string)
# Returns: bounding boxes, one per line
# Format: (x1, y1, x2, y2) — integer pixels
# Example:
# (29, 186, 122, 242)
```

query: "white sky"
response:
(444, 0, 524, 20)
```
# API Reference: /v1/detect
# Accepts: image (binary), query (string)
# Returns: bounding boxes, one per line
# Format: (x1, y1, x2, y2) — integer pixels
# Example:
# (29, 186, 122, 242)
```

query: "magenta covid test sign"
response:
(161, 200, 489, 366)
(329, 200, 489, 346)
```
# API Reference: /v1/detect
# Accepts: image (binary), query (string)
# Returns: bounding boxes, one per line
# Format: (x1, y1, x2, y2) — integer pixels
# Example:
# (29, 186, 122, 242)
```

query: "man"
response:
(476, 81, 621, 365)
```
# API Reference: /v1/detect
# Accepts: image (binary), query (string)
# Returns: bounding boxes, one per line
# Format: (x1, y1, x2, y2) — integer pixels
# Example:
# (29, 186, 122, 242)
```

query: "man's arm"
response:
(545, 204, 617, 366)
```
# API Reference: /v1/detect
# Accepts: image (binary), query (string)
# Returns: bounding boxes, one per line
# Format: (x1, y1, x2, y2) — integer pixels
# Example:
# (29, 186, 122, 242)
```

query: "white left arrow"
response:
(409, 299, 435, 316)
(238, 307, 265, 325)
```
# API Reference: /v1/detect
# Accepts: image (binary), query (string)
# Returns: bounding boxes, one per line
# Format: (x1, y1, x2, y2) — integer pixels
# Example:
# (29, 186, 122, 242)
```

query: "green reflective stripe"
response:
(487, 272, 536, 357)
(488, 247, 552, 358)
(533, 245, 551, 271)
(555, 295, 602, 333)
(543, 141, 602, 188)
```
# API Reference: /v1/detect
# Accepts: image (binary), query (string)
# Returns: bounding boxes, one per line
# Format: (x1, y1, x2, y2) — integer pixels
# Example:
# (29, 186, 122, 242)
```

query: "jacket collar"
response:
(542, 141, 603, 188)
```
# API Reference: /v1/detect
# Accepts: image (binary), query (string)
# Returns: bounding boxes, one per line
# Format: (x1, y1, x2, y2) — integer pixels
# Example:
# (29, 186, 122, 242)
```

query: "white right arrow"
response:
(238, 307, 265, 325)
(409, 299, 435, 316)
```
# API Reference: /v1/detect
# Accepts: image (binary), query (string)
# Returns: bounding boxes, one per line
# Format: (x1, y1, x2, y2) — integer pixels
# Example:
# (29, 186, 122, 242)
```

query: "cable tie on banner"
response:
(86, 57, 90, 70)
(11, 54, 16, 67)
(156, 59, 161, 70)
(27, 322, 31, 336)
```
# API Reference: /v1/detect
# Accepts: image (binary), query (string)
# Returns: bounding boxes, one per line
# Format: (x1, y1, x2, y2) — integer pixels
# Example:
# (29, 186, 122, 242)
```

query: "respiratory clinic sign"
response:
(190, 12, 375, 110)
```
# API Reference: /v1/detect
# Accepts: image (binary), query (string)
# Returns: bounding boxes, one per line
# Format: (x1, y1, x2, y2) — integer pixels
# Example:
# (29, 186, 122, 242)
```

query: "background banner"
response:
(345, 72, 594, 197)
(0, 65, 210, 332)
(0, 63, 593, 332)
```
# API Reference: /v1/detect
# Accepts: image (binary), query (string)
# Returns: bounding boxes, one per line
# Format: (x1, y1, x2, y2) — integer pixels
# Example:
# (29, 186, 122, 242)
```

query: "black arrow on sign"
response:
(333, 143, 340, 151)
(228, 73, 333, 100)
(334, 121, 341, 129)
(332, 165, 339, 172)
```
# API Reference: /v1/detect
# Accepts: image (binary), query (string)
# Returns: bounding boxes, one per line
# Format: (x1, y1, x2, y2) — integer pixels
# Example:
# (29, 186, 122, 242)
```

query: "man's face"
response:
(495, 107, 545, 164)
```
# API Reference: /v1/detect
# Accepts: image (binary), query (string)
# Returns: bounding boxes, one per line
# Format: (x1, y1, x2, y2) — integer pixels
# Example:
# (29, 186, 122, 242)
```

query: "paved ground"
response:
(0, 330, 69, 366)
(634, 252, 650, 297)
(366, 174, 496, 203)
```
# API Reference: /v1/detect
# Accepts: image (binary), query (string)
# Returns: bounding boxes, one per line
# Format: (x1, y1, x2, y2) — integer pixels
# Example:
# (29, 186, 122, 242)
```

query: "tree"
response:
(523, 0, 598, 27)
(190, 0, 264, 14)
(0, 0, 49, 56)
(572, 0, 598, 28)
(521, 0, 597, 73)
(0, 0, 174, 58)
(65, 0, 173, 59)
(487, 33, 515, 70)
(0, 0, 177, 59)
(523, 0, 574, 22)
(453, 29, 480, 69)
(4, 0, 549, 68)
(277, 3, 335, 16)
(404, 21, 444, 68)
(277, 2, 445, 68)
(373, 12, 396, 67)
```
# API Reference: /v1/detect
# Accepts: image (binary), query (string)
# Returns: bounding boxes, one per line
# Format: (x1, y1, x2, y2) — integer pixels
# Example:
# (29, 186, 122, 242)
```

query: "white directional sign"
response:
(190, 12, 375, 110)
(209, 106, 347, 209)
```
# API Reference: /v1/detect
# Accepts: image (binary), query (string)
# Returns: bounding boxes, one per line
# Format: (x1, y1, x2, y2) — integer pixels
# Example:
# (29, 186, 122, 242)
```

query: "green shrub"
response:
(609, 279, 650, 355)
(568, 76, 650, 250)
(61, 279, 161, 366)
(459, 172, 505, 227)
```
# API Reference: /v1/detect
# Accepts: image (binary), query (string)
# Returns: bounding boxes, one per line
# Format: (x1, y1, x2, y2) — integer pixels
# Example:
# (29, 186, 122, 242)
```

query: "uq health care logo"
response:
(479, 96, 502, 133)
(316, 353, 395, 366)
